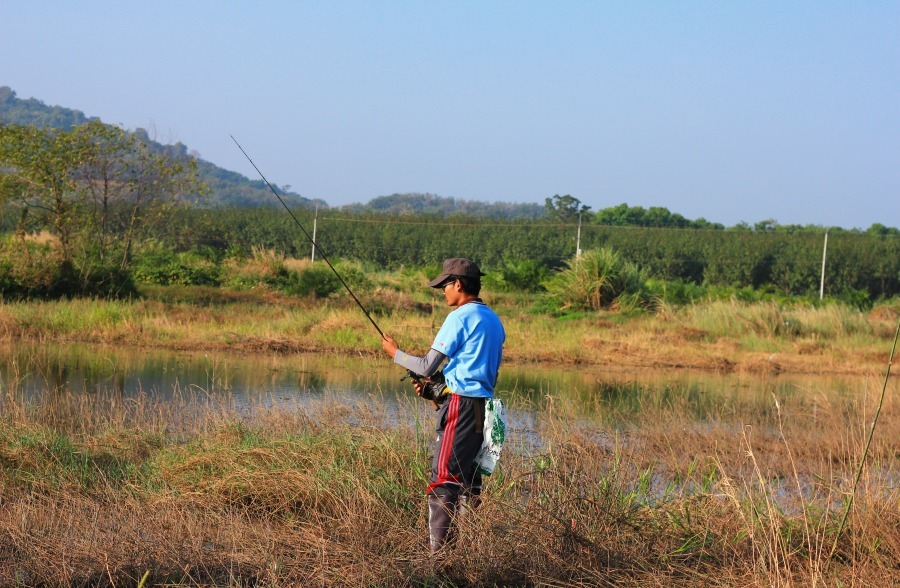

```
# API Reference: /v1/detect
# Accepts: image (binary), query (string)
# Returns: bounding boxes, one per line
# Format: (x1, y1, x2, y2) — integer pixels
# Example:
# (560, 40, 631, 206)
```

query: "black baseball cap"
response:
(427, 258, 485, 288)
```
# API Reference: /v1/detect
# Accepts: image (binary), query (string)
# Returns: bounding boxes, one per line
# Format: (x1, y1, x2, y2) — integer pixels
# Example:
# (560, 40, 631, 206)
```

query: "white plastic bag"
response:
(475, 398, 507, 475)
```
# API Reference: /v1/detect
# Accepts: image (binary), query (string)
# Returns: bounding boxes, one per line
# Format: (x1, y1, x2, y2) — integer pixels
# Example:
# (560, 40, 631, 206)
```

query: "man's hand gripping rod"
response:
(400, 370, 440, 411)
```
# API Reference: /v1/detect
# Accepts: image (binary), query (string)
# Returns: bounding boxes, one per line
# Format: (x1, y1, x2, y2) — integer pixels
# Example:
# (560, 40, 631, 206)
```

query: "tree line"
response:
(1, 121, 897, 301)
(147, 208, 897, 300)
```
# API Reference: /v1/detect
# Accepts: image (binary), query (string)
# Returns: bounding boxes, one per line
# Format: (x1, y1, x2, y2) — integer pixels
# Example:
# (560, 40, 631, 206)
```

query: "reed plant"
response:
(683, 299, 877, 341)
(544, 247, 650, 312)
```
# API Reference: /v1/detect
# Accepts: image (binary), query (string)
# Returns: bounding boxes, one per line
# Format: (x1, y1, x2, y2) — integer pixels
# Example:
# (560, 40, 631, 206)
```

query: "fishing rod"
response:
(230, 134, 385, 339)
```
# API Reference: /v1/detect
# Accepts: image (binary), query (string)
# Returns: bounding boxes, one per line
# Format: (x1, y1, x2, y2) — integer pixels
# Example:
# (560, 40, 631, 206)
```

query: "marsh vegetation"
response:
(0, 360, 896, 586)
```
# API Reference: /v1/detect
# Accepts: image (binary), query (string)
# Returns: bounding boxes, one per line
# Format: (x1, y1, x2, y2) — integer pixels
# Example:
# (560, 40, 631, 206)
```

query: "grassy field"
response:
(1, 282, 897, 585)
(0, 375, 896, 586)
(1, 282, 897, 376)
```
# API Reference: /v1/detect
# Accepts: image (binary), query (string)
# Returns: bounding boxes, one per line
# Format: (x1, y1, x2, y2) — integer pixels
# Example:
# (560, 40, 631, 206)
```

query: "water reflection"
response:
(2, 342, 893, 511)
(0, 342, 865, 422)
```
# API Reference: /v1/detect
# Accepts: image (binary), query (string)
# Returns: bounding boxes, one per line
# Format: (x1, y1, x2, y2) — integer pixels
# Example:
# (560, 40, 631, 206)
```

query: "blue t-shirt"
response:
(431, 301, 505, 398)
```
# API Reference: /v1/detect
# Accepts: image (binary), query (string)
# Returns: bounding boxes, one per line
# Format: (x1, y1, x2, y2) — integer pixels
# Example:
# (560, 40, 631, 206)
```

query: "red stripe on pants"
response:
(427, 394, 461, 493)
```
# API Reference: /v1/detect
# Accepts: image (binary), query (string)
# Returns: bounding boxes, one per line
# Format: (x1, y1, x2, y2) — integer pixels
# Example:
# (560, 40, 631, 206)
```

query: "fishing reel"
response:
(401, 370, 448, 410)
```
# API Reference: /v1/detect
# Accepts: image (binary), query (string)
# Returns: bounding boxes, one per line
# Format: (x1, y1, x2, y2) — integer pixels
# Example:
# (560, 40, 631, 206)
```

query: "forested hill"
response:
(3, 86, 896, 232)
(0, 86, 97, 129)
(0, 86, 322, 209)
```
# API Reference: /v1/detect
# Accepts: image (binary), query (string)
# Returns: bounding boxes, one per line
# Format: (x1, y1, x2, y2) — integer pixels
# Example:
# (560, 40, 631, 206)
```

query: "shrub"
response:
(0, 235, 134, 298)
(0, 237, 65, 297)
(131, 248, 221, 287)
(543, 248, 649, 312)
(276, 263, 342, 298)
(331, 259, 372, 293)
(836, 287, 873, 311)
(76, 263, 137, 298)
(643, 278, 706, 306)
(483, 259, 550, 292)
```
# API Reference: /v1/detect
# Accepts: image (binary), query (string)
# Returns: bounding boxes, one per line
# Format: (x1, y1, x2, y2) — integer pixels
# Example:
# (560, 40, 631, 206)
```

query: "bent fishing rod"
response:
(230, 134, 385, 340)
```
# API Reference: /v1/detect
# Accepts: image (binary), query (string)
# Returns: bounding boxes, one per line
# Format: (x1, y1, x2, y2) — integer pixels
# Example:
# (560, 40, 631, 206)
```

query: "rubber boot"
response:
(427, 492, 458, 553)
(455, 491, 481, 528)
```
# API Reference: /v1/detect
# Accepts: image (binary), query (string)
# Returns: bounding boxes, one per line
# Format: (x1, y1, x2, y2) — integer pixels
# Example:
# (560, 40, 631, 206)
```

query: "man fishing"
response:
(381, 257, 506, 553)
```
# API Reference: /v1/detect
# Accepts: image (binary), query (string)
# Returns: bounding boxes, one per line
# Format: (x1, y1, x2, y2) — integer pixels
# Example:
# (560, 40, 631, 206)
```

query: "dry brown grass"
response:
(18, 230, 60, 246)
(0, 373, 896, 587)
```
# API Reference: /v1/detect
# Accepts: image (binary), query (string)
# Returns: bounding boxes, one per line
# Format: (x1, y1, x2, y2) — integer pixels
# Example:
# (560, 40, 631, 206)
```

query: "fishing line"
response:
(230, 134, 385, 339)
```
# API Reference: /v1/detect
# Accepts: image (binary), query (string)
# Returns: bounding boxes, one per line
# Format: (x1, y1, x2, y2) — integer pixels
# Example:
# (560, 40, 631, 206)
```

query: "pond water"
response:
(2, 342, 894, 509)
(0, 341, 868, 423)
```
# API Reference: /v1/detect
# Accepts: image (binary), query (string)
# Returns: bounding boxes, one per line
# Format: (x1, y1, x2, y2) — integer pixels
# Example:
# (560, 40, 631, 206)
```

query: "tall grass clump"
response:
(684, 299, 798, 338)
(684, 299, 877, 341)
(219, 245, 287, 289)
(790, 303, 873, 339)
(218, 250, 372, 300)
(544, 248, 649, 313)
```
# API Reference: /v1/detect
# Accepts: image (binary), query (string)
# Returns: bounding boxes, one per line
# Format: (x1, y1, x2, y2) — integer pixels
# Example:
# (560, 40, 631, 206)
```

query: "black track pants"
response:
(426, 394, 485, 497)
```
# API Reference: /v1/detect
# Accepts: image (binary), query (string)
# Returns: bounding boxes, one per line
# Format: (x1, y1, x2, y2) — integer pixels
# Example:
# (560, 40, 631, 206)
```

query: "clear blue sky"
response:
(2, 1, 897, 228)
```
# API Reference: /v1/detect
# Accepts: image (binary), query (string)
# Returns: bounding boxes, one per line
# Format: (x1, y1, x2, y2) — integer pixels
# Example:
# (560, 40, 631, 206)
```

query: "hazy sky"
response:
(2, 1, 897, 228)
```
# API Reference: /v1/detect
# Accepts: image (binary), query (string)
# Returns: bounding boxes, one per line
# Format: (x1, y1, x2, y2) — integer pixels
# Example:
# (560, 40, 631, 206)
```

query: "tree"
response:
(754, 219, 778, 232)
(0, 121, 202, 272)
(866, 223, 899, 237)
(545, 194, 590, 223)
(0, 122, 101, 260)
(83, 125, 203, 269)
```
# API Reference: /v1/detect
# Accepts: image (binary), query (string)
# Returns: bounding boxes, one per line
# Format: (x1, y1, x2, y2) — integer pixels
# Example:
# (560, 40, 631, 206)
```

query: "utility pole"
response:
(576, 212, 583, 258)
(819, 230, 828, 300)
(310, 206, 318, 263)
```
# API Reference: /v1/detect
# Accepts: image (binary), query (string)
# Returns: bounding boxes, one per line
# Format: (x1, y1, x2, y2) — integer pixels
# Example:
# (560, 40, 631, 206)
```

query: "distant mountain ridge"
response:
(0, 86, 97, 129)
(0, 86, 321, 209)
(340, 192, 546, 219)
(0, 86, 549, 218)
(9, 86, 886, 231)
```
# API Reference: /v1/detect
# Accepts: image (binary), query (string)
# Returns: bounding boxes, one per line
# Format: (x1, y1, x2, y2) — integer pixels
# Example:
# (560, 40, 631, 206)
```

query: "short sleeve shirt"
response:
(431, 301, 505, 398)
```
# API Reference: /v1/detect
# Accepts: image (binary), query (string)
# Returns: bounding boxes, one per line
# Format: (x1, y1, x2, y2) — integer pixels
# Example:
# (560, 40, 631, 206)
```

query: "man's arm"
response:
(381, 334, 446, 377)
(394, 347, 446, 377)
